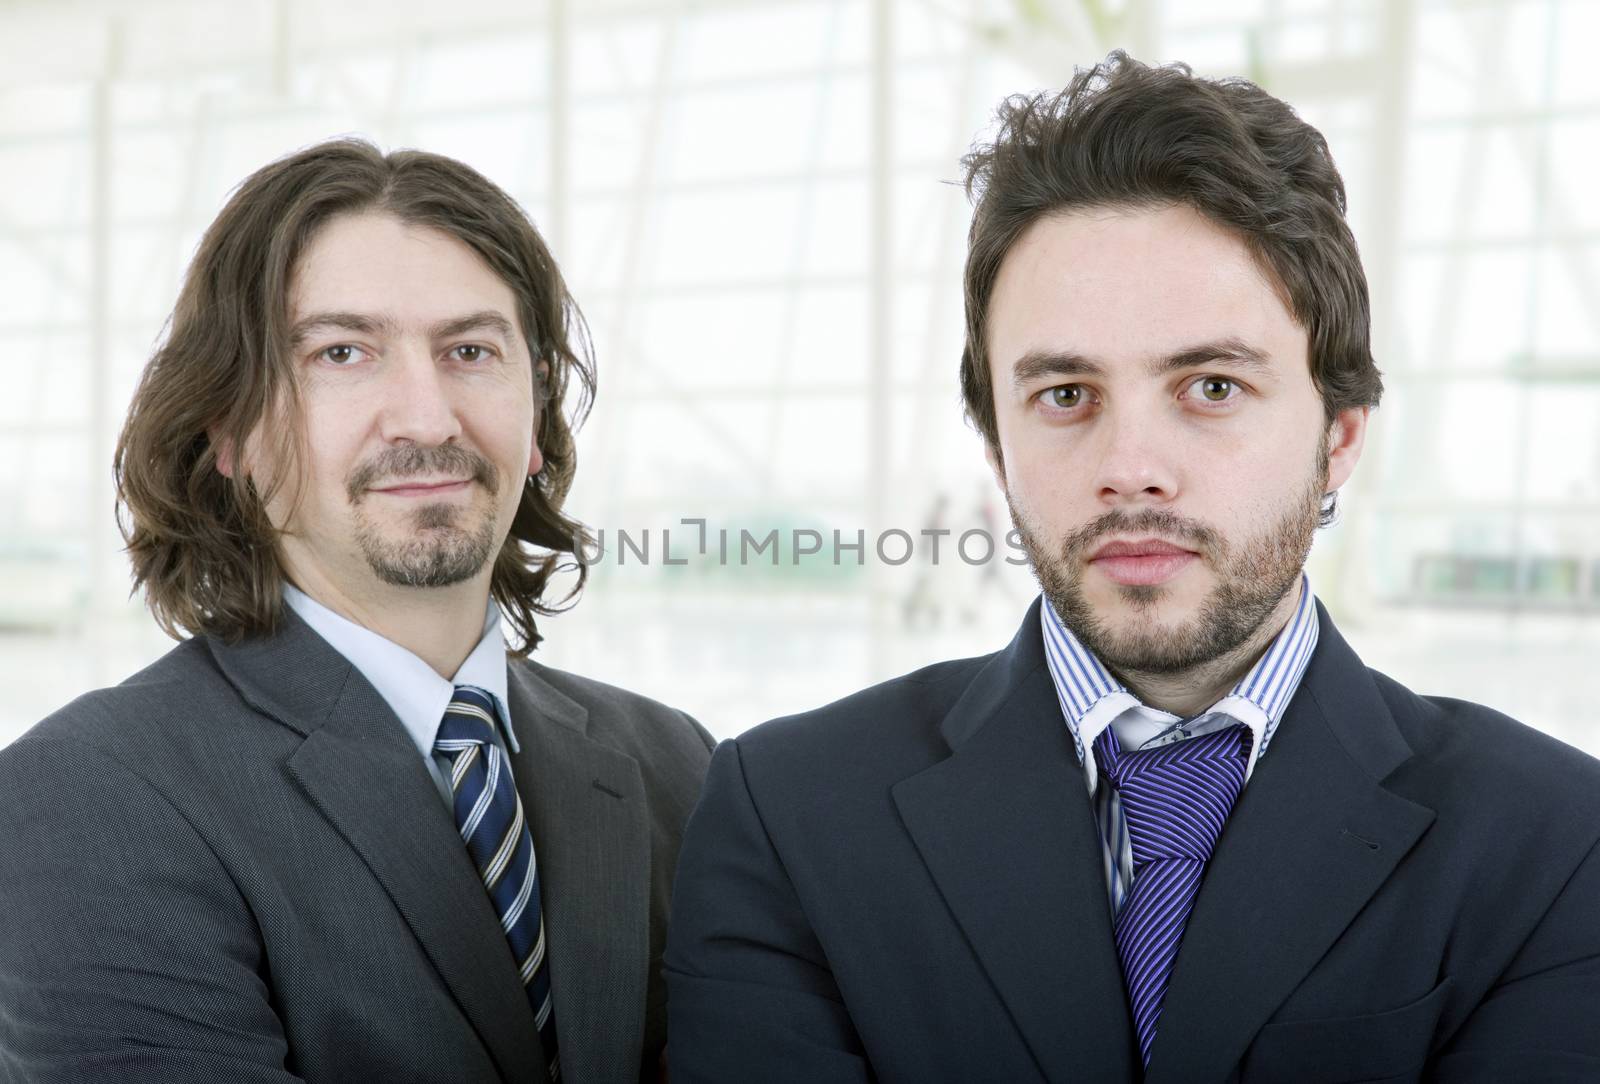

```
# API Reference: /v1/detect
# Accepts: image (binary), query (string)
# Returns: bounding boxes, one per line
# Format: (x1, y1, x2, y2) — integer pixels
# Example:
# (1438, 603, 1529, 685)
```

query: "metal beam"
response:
(867, 0, 893, 675)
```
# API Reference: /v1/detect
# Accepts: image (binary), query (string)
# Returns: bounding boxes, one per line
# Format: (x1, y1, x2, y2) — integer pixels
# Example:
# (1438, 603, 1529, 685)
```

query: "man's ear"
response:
(983, 438, 1007, 492)
(210, 428, 237, 479)
(1324, 405, 1369, 492)
(528, 359, 551, 478)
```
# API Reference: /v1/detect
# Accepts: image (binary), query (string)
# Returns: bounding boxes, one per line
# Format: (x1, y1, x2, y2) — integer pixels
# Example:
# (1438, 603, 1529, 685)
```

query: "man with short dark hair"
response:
(666, 54, 1600, 1081)
(0, 140, 712, 1084)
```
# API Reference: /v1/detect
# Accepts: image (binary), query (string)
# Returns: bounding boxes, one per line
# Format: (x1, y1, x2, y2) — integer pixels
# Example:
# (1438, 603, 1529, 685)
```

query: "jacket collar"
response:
(1144, 601, 1435, 1080)
(210, 611, 552, 1083)
(901, 598, 1436, 1081)
(898, 596, 1142, 1077)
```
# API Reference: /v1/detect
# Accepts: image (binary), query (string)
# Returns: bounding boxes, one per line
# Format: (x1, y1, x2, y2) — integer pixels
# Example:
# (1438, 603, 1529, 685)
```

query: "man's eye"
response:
(319, 344, 367, 365)
(1047, 384, 1085, 408)
(451, 344, 493, 363)
(1190, 376, 1237, 402)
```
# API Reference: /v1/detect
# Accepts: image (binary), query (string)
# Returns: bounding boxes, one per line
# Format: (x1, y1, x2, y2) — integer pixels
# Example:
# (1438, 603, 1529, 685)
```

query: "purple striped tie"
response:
(1094, 723, 1249, 1066)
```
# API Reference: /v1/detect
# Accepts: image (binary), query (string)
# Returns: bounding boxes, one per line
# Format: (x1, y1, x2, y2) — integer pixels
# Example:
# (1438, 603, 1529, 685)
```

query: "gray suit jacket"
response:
(0, 609, 714, 1084)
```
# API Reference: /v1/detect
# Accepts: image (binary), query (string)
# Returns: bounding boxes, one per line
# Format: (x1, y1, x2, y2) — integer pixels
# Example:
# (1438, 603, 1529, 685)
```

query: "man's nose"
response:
(1091, 406, 1179, 506)
(378, 348, 462, 447)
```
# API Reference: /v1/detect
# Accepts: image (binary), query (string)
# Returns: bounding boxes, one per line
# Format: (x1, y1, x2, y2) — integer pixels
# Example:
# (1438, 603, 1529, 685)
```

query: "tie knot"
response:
(436, 685, 500, 752)
(1093, 724, 1249, 864)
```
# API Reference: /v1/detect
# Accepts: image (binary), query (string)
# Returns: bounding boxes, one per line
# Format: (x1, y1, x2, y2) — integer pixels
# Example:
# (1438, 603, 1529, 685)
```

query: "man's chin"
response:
(367, 549, 491, 590)
(1084, 570, 1206, 617)
(1095, 607, 1190, 646)
(353, 516, 500, 590)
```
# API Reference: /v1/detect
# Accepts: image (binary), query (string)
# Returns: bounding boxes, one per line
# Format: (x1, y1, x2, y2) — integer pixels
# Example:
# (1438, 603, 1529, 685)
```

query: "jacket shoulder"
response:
(731, 652, 995, 771)
(1374, 669, 1600, 779)
(5, 638, 227, 758)
(1369, 668, 1600, 835)
(517, 657, 715, 757)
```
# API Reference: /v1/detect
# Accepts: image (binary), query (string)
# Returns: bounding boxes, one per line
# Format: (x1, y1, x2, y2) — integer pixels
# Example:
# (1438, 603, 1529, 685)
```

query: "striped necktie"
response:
(434, 686, 560, 1081)
(1093, 723, 1249, 1067)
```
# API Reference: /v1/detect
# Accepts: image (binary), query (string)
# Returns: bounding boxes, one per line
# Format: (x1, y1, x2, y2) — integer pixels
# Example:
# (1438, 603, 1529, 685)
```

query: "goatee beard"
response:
(358, 503, 499, 589)
(347, 443, 501, 589)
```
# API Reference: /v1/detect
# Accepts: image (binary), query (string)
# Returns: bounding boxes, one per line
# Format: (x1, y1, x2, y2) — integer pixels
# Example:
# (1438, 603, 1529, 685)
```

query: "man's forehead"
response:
(286, 212, 524, 338)
(997, 208, 1281, 307)
(988, 206, 1305, 374)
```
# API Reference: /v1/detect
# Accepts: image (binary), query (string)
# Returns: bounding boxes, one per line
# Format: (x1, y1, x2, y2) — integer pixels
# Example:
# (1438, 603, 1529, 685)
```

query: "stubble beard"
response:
(1010, 449, 1328, 677)
(347, 444, 503, 589)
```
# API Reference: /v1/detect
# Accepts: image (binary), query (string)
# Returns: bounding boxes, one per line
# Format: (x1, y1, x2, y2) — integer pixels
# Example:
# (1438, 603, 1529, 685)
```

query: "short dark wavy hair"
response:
(960, 52, 1381, 521)
(115, 138, 594, 653)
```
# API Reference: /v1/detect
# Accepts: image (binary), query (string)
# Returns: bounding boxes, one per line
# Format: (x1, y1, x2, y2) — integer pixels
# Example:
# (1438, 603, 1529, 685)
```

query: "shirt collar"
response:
(1039, 572, 1319, 792)
(282, 583, 517, 758)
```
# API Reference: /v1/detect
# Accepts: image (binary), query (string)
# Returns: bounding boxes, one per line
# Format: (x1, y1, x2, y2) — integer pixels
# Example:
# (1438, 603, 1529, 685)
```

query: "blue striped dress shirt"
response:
(1040, 573, 1320, 915)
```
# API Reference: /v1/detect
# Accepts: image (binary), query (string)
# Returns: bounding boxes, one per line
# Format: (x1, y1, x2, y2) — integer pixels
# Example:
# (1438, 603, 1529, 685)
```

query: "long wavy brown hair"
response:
(115, 138, 595, 654)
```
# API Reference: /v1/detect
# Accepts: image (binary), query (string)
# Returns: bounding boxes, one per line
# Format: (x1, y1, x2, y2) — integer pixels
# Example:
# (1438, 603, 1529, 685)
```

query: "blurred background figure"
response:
(1, 0, 1596, 752)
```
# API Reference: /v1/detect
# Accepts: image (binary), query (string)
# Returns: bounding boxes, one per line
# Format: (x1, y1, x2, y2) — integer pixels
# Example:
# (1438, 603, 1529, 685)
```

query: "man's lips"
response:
(1089, 538, 1197, 560)
(370, 478, 472, 497)
(1088, 537, 1199, 587)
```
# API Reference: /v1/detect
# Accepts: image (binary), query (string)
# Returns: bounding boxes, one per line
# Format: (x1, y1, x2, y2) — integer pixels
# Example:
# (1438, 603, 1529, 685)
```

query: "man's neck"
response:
(286, 568, 491, 680)
(1112, 581, 1304, 718)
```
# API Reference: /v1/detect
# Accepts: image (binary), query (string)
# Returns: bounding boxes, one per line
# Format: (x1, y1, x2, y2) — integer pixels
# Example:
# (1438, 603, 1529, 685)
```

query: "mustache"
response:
(346, 444, 498, 502)
(1060, 508, 1221, 561)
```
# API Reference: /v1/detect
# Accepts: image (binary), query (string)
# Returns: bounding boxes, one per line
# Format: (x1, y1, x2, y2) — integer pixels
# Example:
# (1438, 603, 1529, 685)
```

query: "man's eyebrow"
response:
(1011, 350, 1106, 388)
(287, 310, 517, 349)
(1152, 338, 1276, 377)
(288, 312, 395, 349)
(1009, 338, 1276, 388)
(430, 311, 516, 341)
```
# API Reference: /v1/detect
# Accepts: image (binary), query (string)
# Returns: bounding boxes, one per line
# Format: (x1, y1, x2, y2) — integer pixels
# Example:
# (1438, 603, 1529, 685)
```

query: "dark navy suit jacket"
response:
(666, 599, 1600, 1082)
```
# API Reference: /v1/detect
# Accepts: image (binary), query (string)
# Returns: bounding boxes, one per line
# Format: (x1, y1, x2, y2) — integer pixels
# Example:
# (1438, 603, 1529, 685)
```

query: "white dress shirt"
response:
(283, 583, 521, 808)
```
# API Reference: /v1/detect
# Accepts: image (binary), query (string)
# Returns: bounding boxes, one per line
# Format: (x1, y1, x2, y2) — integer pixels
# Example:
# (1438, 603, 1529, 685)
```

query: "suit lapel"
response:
(1145, 606, 1437, 1082)
(211, 613, 548, 1084)
(892, 600, 1139, 1081)
(506, 662, 650, 1084)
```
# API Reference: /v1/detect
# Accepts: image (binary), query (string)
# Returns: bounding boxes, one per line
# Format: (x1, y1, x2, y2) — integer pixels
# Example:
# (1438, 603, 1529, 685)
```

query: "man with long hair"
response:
(0, 140, 712, 1084)
(666, 54, 1600, 1080)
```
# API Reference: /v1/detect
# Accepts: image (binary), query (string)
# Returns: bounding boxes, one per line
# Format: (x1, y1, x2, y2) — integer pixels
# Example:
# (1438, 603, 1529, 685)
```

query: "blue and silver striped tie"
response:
(435, 685, 559, 1081)
(1094, 723, 1249, 1067)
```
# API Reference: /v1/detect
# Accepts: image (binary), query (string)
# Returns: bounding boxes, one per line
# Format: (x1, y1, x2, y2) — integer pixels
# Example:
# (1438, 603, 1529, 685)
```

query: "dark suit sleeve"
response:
(0, 735, 304, 1084)
(1433, 834, 1600, 1081)
(665, 739, 872, 1083)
